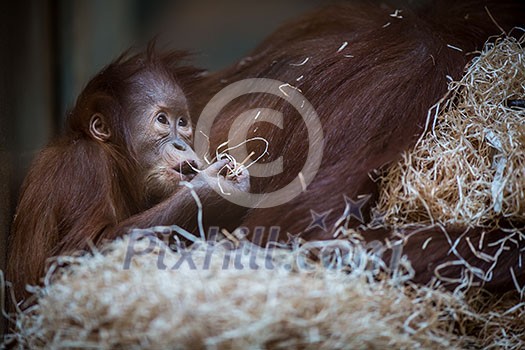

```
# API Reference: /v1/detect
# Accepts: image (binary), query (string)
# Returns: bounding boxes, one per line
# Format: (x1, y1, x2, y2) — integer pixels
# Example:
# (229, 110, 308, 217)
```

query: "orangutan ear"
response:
(89, 113, 111, 142)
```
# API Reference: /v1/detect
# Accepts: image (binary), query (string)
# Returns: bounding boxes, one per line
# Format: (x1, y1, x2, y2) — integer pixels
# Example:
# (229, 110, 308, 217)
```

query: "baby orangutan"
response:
(7, 46, 249, 302)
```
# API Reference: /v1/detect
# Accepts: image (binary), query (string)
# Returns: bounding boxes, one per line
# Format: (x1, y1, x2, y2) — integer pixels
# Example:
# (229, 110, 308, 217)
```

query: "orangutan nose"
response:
(172, 138, 187, 151)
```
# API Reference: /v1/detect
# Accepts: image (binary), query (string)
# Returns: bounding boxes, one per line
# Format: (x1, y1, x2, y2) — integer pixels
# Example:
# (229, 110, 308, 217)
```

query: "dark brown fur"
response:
(186, 1, 525, 291)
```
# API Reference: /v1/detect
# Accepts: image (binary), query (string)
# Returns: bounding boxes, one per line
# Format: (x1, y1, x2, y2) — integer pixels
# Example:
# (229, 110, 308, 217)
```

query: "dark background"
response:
(0, 0, 323, 334)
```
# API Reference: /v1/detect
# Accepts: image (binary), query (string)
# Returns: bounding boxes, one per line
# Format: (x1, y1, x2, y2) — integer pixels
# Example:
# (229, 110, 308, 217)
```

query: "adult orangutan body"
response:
(7, 49, 249, 301)
(186, 1, 525, 291)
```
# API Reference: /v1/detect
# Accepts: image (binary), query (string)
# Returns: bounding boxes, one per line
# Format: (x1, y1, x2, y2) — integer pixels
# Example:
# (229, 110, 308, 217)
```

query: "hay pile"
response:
(3, 232, 525, 349)
(376, 35, 525, 228)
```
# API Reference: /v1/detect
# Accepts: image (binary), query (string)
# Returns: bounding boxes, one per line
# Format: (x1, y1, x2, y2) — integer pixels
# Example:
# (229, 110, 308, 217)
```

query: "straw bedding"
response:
(4, 233, 525, 349)
(375, 35, 525, 228)
(3, 35, 525, 349)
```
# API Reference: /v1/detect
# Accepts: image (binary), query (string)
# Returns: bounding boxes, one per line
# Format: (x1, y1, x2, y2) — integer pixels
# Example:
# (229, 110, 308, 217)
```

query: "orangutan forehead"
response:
(129, 70, 187, 107)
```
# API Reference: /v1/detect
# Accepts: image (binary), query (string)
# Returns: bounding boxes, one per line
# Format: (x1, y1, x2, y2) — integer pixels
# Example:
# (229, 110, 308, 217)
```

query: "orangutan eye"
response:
(156, 113, 169, 125)
(178, 117, 188, 127)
